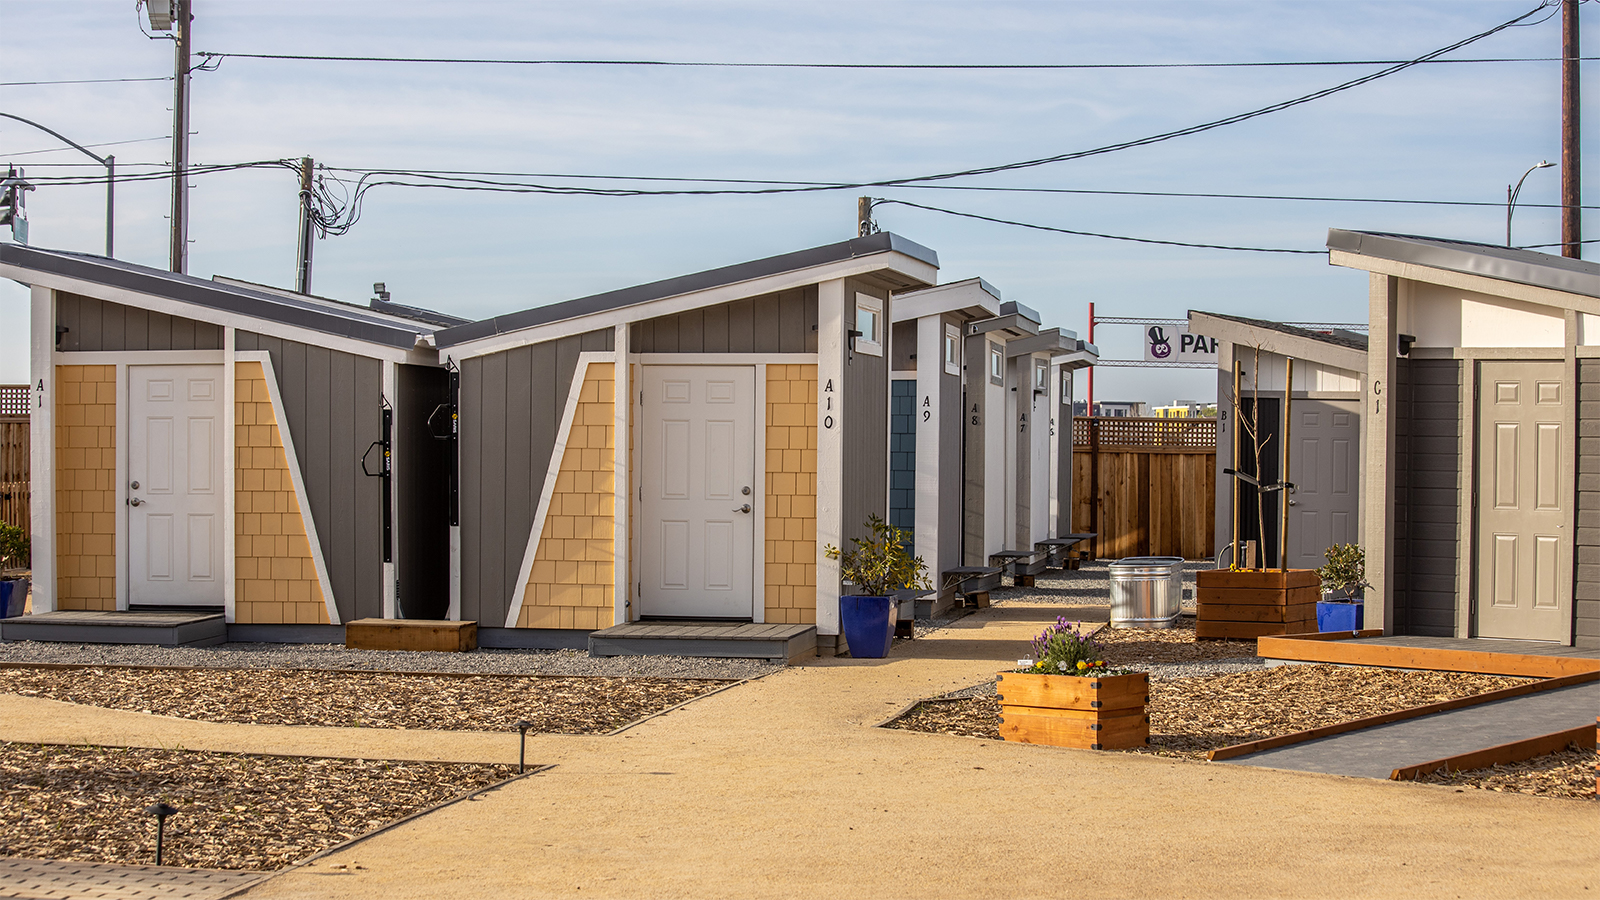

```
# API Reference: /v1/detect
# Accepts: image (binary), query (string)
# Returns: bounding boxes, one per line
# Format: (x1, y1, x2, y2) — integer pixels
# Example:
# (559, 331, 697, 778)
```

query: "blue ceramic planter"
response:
(0, 578, 27, 619)
(1316, 599, 1364, 632)
(839, 594, 896, 659)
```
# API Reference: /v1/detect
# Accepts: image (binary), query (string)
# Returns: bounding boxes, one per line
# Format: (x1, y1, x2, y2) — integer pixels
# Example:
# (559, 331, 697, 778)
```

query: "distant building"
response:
(1071, 400, 1146, 418)
(1152, 401, 1217, 418)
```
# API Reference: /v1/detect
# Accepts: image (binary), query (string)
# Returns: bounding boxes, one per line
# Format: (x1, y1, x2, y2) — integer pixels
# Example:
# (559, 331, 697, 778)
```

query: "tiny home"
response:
(1005, 327, 1094, 563)
(1048, 338, 1098, 544)
(432, 233, 938, 651)
(0, 244, 452, 640)
(1329, 229, 1598, 648)
(1189, 311, 1366, 571)
(888, 278, 1003, 611)
(962, 302, 1041, 566)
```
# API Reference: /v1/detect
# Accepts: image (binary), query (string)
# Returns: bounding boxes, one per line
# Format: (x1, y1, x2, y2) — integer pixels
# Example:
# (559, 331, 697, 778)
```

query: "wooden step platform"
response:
(589, 622, 817, 665)
(0, 610, 226, 647)
(1258, 630, 1600, 678)
(345, 619, 478, 652)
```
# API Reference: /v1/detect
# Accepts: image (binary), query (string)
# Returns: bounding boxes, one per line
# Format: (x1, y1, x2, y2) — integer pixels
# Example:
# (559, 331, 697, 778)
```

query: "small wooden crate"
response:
(345, 619, 478, 652)
(1195, 569, 1319, 640)
(997, 671, 1149, 750)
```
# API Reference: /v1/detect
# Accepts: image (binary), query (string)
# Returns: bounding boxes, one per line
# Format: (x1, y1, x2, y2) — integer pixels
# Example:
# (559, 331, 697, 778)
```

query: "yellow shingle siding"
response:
(54, 365, 117, 611)
(233, 361, 328, 625)
(764, 364, 818, 625)
(519, 362, 615, 630)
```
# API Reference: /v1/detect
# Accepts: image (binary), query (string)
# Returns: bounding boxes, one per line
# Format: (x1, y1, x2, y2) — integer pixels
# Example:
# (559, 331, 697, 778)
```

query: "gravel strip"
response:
(0, 742, 516, 870)
(0, 641, 778, 679)
(888, 665, 1534, 764)
(1413, 747, 1599, 802)
(0, 666, 727, 734)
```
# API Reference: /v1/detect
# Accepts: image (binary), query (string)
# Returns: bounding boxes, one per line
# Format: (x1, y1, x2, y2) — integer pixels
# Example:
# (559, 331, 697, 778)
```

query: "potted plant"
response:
(824, 515, 929, 659)
(996, 618, 1149, 750)
(0, 523, 30, 619)
(1314, 543, 1369, 632)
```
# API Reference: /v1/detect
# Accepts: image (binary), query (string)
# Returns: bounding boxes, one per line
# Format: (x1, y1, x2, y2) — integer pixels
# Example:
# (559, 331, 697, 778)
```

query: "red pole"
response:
(1086, 302, 1095, 417)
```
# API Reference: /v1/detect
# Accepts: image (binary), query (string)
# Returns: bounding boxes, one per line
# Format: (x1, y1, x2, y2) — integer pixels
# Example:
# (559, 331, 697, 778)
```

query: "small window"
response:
(854, 293, 883, 357)
(989, 343, 1004, 385)
(1034, 359, 1048, 393)
(943, 324, 960, 376)
(1061, 369, 1072, 405)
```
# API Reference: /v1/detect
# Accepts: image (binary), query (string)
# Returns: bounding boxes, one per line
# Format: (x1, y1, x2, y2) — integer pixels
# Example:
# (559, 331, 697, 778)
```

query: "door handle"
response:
(128, 497, 143, 507)
(734, 504, 751, 514)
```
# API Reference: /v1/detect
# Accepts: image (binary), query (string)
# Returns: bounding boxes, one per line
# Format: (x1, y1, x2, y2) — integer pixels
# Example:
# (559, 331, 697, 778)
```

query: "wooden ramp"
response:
(1257, 630, 1600, 677)
(0, 610, 226, 647)
(589, 622, 817, 665)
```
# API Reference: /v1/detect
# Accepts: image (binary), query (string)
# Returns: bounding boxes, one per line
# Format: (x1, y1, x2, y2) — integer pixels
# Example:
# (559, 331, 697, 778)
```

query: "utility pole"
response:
(1562, 0, 1581, 259)
(858, 196, 873, 237)
(295, 157, 315, 293)
(1086, 302, 1095, 417)
(169, 0, 191, 273)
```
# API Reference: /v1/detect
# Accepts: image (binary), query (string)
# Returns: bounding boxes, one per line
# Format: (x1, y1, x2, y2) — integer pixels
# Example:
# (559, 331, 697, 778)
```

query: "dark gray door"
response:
(1286, 399, 1361, 571)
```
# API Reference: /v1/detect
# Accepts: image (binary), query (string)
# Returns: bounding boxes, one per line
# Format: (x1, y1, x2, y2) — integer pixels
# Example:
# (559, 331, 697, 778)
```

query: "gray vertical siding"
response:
(1056, 367, 1073, 536)
(458, 328, 614, 628)
(1393, 358, 1463, 637)
(961, 332, 990, 565)
(1574, 360, 1600, 648)
(235, 331, 384, 623)
(630, 288, 818, 353)
(940, 314, 964, 573)
(842, 281, 888, 546)
(55, 292, 223, 351)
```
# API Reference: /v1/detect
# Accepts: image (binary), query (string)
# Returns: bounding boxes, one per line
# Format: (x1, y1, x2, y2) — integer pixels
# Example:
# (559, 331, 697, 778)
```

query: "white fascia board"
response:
(446, 252, 939, 361)
(890, 279, 1003, 323)
(1188, 312, 1367, 374)
(1050, 350, 1098, 370)
(1329, 249, 1600, 318)
(210, 276, 432, 329)
(2, 265, 423, 364)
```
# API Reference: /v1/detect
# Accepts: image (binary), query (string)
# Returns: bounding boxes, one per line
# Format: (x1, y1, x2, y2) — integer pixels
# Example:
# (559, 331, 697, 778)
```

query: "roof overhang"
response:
(1005, 327, 1082, 358)
(436, 232, 938, 359)
(969, 313, 1039, 339)
(1327, 228, 1600, 317)
(1, 243, 429, 359)
(891, 277, 1002, 323)
(1189, 310, 1367, 374)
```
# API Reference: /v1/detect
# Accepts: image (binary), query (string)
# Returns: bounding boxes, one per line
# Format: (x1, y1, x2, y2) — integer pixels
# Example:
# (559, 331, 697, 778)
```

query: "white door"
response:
(639, 366, 756, 618)
(129, 365, 226, 606)
(1475, 361, 1569, 642)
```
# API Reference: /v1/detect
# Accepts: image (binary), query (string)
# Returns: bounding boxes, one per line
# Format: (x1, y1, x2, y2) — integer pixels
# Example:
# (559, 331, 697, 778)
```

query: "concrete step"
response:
(589, 622, 817, 665)
(0, 610, 226, 647)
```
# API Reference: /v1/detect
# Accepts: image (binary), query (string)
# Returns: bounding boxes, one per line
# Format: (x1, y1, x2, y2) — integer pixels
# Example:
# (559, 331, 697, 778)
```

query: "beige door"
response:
(129, 365, 226, 606)
(1475, 360, 1568, 641)
(1286, 400, 1361, 571)
(639, 366, 756, 619)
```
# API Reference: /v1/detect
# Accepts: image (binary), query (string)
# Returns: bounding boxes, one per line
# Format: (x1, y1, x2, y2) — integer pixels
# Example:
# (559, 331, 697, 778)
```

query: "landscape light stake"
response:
(144, 802, 178, 865)
(515, 721, 533, 773)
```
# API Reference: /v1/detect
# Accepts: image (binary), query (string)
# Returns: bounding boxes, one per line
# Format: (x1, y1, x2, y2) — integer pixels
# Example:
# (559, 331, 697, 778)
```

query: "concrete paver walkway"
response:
(0, 856, 258, 899)
(4, 602, 1598, 899)
(1223, 680, 1600, 778)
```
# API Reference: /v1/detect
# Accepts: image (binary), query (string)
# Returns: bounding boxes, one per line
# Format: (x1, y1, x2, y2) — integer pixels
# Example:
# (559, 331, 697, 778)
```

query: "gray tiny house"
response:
(1330, 229, 1600, 648)
(432, 233, 938, 651)
(1189, 311, 1367, 572)
(0, 244, 454, 641)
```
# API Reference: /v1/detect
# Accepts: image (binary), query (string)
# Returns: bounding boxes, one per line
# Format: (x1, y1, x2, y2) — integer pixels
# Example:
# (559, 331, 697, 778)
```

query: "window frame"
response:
(853, 293, 883, 357)
(989, 342, 1004, 386)
(944, 324, 961, 376)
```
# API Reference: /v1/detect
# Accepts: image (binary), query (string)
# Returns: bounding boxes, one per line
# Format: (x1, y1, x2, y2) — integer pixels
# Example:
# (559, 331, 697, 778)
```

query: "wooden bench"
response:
(941, 566, 1003, 608)
(989, 550, 1049, 587)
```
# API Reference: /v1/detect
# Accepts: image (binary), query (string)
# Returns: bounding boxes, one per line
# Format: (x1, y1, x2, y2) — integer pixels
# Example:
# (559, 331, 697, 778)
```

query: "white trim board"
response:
(612, 324, 630, 627)
(5, 269, 424, 363)
(504, 350, 616, 629)
(235, 350, 342, 626)
(222, 329, 236, 620)
(29, 286, 56, 613)
(634, 353, 817, 366)
(1329, 250, 1600, 318)
(114, 363, 130, 611)
(445, 252, 937, 361)
(57, 350, 226, 366)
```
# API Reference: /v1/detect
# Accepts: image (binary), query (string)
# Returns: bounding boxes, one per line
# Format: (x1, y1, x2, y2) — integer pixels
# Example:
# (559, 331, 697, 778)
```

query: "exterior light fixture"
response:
(1507, 161, 1556, 247)
(144, 802, 179, 865)
(515, 720, 533, 773)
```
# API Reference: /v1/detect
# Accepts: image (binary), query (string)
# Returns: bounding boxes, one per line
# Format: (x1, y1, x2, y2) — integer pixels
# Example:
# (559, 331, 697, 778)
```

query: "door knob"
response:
(734, 504, 752, 514)
(129, 497, 143, 507)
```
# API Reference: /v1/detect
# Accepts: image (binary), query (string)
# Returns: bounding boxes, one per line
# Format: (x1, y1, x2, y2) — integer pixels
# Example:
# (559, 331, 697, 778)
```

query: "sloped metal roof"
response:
(1327, 229, 1600, 301)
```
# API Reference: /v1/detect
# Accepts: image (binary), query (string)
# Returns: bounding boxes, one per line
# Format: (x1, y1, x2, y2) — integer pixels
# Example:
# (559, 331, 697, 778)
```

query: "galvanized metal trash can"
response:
(1109, 557, 1184, 629)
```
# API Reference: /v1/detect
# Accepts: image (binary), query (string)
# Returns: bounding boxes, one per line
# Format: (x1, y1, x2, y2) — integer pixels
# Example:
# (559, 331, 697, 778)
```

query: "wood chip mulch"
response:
(1090, 624, 1256, 663)
(0, 742, 517, 870)
(1413, 748, 1599, 802)
(0, 667, 727, 734)
(888, 664, 1534, 758)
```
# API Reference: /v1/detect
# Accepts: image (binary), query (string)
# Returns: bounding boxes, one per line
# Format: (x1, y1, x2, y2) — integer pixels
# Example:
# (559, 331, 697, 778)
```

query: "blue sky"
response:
(0, 1, 1589, 404)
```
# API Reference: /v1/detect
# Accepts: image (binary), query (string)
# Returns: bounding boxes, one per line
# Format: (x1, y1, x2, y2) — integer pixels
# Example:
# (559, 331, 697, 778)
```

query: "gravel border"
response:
(0, 641, 779, 680)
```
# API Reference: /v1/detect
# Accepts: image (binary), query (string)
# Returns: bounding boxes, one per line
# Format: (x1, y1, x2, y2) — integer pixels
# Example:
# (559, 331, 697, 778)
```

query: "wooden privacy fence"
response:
(1, 385, 29, 544)
(1073, 416, 1215, 560)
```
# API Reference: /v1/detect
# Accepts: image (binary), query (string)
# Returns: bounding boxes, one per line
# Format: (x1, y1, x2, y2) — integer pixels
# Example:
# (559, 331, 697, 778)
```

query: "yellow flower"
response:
(1075, 660, 1088, 671)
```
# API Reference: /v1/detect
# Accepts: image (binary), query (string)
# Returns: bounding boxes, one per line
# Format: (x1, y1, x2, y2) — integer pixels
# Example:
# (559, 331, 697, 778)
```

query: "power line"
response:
(0, 136, 172, 157)
(0, 76, 173, 86)
(869, 198, 1325, 255)
(192, 54, 1595, 71)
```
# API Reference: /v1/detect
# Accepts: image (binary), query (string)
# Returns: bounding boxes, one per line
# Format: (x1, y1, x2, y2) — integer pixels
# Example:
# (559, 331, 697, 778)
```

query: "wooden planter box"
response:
(345, 619, 478, 652)
(996, 671, 1149, 750)
(1195, 569, 1319, 640)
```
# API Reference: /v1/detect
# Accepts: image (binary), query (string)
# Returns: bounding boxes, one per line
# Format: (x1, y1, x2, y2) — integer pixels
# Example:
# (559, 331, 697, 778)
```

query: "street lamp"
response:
(0, 112, 115, 257)
(1507, 160, 1556, 248)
